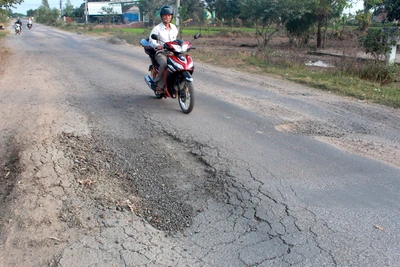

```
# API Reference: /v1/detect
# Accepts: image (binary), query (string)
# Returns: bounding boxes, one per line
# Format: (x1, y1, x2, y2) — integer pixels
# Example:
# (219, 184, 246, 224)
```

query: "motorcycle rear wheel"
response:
(178, 81, 195, 114)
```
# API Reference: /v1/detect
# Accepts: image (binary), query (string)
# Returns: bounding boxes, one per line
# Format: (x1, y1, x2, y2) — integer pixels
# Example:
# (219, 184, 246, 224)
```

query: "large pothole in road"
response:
(58, 131, 230, 234)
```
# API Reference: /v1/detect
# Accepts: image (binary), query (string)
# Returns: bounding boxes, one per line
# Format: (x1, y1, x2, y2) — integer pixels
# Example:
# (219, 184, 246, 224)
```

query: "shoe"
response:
(151, 81, 164, 94)
(155, 87, 164, 94)
(150, 80, 157, 91)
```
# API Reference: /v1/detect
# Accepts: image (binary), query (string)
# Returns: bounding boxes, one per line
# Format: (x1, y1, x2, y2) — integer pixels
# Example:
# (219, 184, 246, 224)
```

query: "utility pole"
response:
(60, 0, 63, 17)
(85, 0, 88, 24)
(175, 0, 180, 30)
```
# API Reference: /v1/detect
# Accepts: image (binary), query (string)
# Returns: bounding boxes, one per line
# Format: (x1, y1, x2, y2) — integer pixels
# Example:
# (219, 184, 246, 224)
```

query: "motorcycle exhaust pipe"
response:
(144, 75, 155, 91)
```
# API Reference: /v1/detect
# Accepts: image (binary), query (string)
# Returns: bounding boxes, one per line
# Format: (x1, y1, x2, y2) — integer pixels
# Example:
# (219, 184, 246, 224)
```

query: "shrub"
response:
(359, 27, 399, 62)
(342, 59, 398, 85)
(359, 62, 398, 85)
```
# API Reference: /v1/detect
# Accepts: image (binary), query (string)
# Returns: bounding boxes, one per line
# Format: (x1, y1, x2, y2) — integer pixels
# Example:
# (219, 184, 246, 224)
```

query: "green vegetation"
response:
(189, 43, 400, 108)
(0, 0, 23, 9)
(0, 15, 9, 40)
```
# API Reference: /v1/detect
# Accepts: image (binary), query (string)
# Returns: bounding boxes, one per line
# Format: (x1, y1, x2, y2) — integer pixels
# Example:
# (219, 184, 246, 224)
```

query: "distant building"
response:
(122, 5, 139, 23)
(87, 1, 140, 23)
(372, 11, 388, 23)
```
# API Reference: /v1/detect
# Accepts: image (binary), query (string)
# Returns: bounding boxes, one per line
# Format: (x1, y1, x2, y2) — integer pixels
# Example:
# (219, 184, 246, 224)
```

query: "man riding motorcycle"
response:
(15, 19, 22, 33)
(149, 5, 178, 93)
(27, 17, 33, 29)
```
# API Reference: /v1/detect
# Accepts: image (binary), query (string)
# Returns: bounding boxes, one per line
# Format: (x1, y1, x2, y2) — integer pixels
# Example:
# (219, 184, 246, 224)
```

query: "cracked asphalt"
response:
(0, 23, 399, 266)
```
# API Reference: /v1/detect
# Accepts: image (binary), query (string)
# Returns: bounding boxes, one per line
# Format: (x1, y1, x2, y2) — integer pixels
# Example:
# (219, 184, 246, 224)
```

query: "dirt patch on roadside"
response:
(193, 30, 364, 66)
(0, 45, 11, 76)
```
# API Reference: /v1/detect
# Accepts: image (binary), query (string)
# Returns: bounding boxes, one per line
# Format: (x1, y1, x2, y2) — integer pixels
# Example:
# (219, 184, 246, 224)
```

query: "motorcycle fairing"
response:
(164, 40, 190, 53)
(167, 54, 194, 72)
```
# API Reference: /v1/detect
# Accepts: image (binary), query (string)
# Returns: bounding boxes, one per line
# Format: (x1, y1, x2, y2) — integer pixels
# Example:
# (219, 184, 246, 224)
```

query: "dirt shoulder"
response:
(0, 38, 90, 265)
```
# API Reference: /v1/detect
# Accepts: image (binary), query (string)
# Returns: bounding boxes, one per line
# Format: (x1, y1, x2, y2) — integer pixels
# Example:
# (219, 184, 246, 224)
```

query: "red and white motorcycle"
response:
(140, 33, 200, 114)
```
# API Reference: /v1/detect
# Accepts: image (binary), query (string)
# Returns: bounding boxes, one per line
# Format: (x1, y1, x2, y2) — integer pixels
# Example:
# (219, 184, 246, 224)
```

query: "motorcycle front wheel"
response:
(178, 80, 195, 114)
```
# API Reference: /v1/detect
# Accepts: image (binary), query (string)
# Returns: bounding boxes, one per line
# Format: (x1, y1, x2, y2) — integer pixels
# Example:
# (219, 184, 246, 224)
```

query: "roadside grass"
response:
(0, 19, 9, 40)
(189, 47, 400, 108)
(252, 56, 400, 108)
(0, 30, 7, 40)
(54, 23, 400, 108)
(286, 70, 400, 108)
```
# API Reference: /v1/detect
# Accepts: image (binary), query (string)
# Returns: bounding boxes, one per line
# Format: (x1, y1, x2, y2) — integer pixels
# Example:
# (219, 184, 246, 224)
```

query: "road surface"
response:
(0, 23, 399, 266)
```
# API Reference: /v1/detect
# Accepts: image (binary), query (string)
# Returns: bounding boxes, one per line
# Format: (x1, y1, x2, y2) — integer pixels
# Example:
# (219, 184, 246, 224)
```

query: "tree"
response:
(63, 0, 74, 17)
(355, 9, 371, 30)
(100, 5, 119, 25)
(313, 0, 348, 48)
(363, 0, 380, 10)
(71, 5, 84, 19)
(239, 0, 315, 49)
(356, 0, 380, 30)
(213, 0, 241, 27)
(205, 0, 243, 27)
(41, 0, 50, 10)
(180, 0, 205, 25)
(360, 27, 393, 62)
(375, 0, 400, 22)
(36, 0, 60, 25)
(0, 0, 23, 9)
(181, 0, 204, 19)
(286, 12, 317, 47)
(137, 0, 168, 26)
(27, 9, 36, 17)
(238, 0, 282, 49)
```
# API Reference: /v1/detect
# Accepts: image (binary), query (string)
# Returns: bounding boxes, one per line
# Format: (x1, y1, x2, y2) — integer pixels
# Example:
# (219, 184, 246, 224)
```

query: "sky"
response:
(344, 0, 364, 15)
(12, 0, 365, 16)
(11, 0, 84, 15)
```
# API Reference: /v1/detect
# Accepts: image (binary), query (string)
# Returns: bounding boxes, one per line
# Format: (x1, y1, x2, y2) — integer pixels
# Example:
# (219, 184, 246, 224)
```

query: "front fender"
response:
(182, 71, 193, 82)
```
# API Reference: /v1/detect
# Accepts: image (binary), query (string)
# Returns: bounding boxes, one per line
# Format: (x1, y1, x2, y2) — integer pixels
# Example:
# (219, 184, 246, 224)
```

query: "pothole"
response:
(275, 120, 345, 138)
(58, 131, 231, 233)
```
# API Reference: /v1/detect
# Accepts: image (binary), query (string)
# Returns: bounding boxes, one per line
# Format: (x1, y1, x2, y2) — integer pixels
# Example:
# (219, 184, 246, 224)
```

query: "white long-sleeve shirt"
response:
(149, 22, 178, 49)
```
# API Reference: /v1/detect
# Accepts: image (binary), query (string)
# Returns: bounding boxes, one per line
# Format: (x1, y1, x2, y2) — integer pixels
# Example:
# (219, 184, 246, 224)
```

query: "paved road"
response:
(1, 23, 400, 266)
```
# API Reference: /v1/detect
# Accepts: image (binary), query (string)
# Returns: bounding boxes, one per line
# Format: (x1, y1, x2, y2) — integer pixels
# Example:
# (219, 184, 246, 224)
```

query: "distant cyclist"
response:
(27, 17, 33, 29)
(15, 18, 22, 34)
